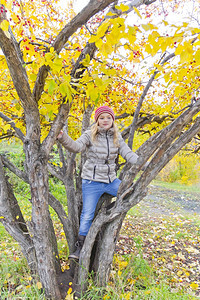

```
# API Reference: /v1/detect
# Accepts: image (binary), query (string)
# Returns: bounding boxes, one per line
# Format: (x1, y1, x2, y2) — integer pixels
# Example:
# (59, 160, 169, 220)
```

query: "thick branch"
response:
(119, 99, 200, 190)
(132, 117, 200, 201)
(1, 155, 29, 183)
(41, 102, 70, 156)
(71, 42, 97, 79)
(0, 27, 33, 109)
(1, 155, 74, 249)
(33, 0, 115, 103)
(107, 0, 157, 17)
(53, 0, 115, 54)
(48, 194, 75, 252)
(0, 156, 37, 274)
(0, 111, 25, 142)
(47, 163, 64, 182)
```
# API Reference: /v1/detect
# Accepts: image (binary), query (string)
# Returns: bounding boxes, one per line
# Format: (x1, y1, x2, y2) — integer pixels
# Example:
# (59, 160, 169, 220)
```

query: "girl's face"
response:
(98, 113, 113, 130)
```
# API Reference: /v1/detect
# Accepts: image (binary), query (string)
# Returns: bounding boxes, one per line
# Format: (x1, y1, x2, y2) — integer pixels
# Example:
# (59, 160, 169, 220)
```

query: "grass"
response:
(1, 141, 200, 299)
(152, 179, 200, 194)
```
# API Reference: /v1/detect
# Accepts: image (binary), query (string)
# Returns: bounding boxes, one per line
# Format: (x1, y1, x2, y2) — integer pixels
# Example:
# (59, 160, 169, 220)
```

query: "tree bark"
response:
(0, 156, 37, 274)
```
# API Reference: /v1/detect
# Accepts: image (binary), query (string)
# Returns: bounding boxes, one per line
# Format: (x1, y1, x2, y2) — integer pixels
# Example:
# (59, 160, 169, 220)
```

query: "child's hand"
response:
(57, 131, 63, 139)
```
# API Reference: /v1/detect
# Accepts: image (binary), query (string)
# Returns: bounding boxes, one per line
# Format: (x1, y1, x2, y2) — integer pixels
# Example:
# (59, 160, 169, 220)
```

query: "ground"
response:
(116, 184, 200, 297)
(60, 184, 200, 298)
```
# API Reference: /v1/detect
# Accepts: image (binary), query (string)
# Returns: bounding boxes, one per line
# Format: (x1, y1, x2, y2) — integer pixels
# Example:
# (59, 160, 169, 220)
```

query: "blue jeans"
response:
(79, 178, 121, 236)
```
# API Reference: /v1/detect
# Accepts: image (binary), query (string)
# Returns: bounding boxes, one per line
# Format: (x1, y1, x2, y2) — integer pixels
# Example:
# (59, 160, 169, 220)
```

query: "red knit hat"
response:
(94, 106, 115, 122)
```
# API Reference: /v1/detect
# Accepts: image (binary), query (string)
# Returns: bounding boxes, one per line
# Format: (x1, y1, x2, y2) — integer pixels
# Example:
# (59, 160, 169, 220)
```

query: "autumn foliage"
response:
(0, 0, 200, 298)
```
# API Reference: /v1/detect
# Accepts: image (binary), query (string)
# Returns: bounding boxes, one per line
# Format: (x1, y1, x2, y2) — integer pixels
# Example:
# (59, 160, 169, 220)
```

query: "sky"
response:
(61, 0, 89, 12)
(74, 0, 89, 12)
(61, 0, 199, 26)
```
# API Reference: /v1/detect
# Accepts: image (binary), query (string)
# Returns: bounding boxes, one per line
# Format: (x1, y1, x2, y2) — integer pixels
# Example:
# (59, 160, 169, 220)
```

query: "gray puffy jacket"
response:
(58, 127, 139, 183)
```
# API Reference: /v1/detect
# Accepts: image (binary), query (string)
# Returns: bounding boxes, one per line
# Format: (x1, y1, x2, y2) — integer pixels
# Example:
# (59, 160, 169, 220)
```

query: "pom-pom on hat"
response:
(94, 106, 115, 122)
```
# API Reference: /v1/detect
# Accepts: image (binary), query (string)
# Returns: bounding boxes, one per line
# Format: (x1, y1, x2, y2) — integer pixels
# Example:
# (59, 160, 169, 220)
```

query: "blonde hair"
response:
(91, 122, 119, 147)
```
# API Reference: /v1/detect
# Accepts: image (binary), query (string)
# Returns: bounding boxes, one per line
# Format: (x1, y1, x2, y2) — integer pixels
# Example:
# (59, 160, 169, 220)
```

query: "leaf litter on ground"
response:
(115, 184, 200, 298)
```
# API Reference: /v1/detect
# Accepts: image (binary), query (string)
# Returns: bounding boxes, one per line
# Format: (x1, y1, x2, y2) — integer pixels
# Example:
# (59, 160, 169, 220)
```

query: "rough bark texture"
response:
(0, 156, 38, 274)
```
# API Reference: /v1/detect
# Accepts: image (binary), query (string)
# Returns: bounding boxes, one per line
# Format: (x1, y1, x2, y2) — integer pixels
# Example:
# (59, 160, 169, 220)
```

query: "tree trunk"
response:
(94, 214, 125, 286)
(27, 152, 62, 299)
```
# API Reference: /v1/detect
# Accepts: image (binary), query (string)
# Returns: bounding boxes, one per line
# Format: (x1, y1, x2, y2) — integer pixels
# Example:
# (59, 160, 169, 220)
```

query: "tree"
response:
(0, 0, 200, 298)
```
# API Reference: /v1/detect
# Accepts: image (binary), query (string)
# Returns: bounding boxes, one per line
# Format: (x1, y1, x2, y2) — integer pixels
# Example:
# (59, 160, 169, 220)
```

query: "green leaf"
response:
(48, 80, 56, 95)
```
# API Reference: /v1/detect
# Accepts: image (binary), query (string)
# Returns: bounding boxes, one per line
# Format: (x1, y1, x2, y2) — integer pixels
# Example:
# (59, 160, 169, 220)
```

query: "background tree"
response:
(0, 0, 200, 298)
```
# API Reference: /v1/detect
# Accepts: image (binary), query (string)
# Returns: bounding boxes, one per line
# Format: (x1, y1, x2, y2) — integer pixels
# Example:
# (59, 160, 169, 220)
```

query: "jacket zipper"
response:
(93, 165, 96, 179)
(106, 132, 111, 182)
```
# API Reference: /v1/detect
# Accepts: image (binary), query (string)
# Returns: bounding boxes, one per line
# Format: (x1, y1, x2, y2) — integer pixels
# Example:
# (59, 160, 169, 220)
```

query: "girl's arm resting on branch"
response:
(118, 134, 139, 164)
(118, 134, 148, 169)
(57, 130, 90, 153)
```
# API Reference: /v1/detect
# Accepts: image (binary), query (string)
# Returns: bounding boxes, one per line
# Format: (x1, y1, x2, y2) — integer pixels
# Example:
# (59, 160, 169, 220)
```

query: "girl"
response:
(57, 106, 145, 259)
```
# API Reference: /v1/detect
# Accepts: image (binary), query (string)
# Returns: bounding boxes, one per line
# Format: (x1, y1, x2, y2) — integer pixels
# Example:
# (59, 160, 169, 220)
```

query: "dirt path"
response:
(141, 184, 200, 216)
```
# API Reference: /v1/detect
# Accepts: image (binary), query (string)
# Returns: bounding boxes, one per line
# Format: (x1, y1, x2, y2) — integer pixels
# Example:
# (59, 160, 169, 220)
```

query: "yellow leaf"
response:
(124, 292, 131, 300)
(67, 287, 72, 295)
(101, 42, 113, 56)
(145, 44, 152, 54)
(1, 0, 6, 5)
(63, 74, 71, 83)
(65, 294, 73, 300)
(81, 54, 91, 67)
(119, 261, 128, 268)
(26, 285, 31, 289)
(103, 295, 110, 300)
(142, 24, 151, 31)
(0, 20, 10, 39)
(164, 72, 170, 83)
(163, 20, 169, 26)
(133, 7, 142, 18)
(190, 282, 199, 290)
(36, 282, 42, 289)
(45, 52, 54, 63)
(52, 57, 63, 73)
(106, 11, 117, 17)
(16, 216, 19, 220)
(118, 270, 122, 276)
(3, 124, 11, 131)
(115, 4, 129, 12)
(50, 47, 55, 53)
(95, 38, 103, 49)
(96, 19, 110, 38)
(145, 290, 151, 295)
